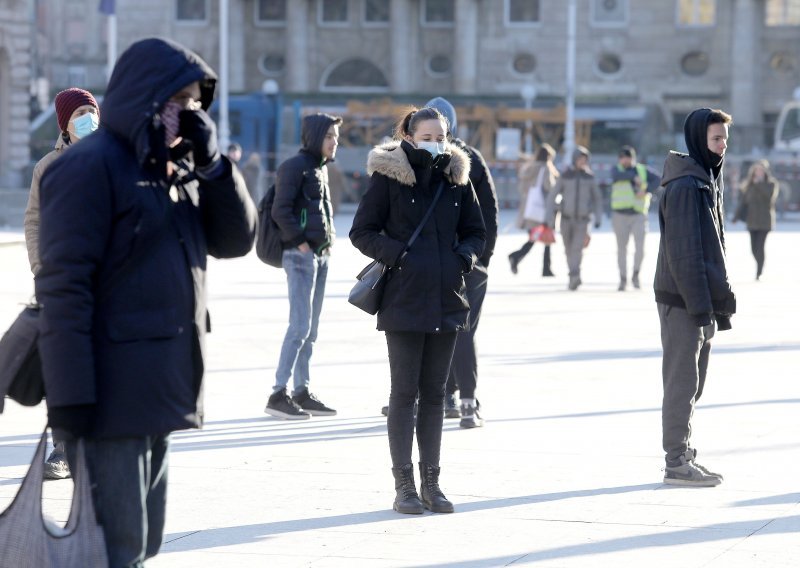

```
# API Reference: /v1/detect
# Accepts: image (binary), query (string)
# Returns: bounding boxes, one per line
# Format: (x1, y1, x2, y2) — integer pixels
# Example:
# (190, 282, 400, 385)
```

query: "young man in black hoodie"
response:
(266, 113, 342, 419)
(654, 108, 736, 486)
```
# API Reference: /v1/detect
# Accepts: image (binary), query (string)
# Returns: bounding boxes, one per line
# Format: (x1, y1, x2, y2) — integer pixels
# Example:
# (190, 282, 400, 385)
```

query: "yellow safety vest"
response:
(611, 163, 651, 213)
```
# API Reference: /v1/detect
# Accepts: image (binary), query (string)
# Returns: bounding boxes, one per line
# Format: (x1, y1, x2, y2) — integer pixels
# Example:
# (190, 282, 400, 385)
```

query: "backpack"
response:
(255, 184, 283, 268)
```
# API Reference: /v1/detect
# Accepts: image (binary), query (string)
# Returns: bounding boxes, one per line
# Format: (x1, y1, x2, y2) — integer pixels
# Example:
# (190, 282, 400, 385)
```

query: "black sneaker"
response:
(663, 453, 721, 487)
(264, 389, 310, 420)
(292, 388, 337, 416)
(444, 394, 461, 418)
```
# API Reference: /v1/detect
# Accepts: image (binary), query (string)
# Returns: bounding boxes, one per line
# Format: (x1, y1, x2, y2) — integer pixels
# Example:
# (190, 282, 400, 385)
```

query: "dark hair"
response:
(535, 143, 555, 162)
(708, 109, 733, 126)
(618, 145, 636, 160)
(395, 106, 448, 140)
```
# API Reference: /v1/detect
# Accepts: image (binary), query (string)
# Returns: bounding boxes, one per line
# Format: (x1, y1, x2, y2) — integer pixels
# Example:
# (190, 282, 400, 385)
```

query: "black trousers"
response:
(749, 229, 769, 277)
(385, 331, 457, 467)
(446, 262, 488, 399)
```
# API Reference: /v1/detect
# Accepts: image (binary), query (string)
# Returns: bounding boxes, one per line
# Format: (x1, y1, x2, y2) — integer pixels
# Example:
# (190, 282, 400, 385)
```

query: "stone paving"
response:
(1, 209, 799, 567)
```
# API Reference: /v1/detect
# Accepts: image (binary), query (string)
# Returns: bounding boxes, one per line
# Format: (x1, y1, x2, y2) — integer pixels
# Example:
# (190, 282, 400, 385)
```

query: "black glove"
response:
(48, 404, 96, 440)
(479, 255, 491, 268)
(594, 221, 601, 229)
(178, 109, 221, 169)
(458, 252, 473, 274)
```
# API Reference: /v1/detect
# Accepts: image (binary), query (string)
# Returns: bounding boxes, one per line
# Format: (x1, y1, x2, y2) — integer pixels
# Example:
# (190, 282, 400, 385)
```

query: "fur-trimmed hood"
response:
(367, 140, 470, 187)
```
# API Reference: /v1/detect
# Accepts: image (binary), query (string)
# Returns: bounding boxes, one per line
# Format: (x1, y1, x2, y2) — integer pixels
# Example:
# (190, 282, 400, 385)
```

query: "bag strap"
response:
(405, 180, 446, 251)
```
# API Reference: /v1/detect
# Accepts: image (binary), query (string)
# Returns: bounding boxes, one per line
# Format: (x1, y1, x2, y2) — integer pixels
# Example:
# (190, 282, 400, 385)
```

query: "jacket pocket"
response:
(105, 308, 184, 343)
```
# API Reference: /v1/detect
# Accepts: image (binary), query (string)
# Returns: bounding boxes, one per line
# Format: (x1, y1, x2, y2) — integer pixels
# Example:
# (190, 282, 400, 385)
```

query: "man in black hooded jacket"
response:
(36, 38, 256, 564)
(654, 108, 736, 487)
(266, 113, 342, 420)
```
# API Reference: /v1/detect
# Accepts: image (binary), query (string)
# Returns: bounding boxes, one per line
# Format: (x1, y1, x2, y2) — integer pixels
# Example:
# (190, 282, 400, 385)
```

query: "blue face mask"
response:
(416, 140, 446, 158)
(72, 112, 99, 139)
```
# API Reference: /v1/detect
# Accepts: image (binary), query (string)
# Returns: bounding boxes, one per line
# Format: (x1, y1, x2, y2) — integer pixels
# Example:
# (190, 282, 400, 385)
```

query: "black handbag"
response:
(348, 181, 445, 315)
(0, 303, 44, 412)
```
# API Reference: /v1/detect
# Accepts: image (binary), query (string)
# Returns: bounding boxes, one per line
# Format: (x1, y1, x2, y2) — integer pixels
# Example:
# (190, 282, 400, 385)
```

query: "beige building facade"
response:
(28, 0, 800, 157)
(0, 0, 31, 187)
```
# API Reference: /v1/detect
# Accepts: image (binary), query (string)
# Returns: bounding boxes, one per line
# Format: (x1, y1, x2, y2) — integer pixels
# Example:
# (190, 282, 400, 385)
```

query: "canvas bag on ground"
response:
(0, 430, 108, 567)
(523, 167, 547, 223)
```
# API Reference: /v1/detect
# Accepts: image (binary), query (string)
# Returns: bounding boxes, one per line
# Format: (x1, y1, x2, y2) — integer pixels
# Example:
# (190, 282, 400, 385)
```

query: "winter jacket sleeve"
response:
(35, 152, 112, 410)
(200, 157, 257, 258)
(467, 149, 498, 266)
(591, 177, 603, 226)
(272, 158, 307, 248)
(349, 173, 408, 267)
(546, 177, 563, 228)
(453, 182, 487, 272)
(24, 159, 46, 276)
(661, 178, 714, 324)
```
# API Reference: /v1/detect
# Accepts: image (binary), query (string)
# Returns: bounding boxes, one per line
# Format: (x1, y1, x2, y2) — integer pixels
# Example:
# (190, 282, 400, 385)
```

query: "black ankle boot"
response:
(391, 464, 423, 514)
(509, 241, 534, 274)
(418, 462, 454, 513)
(542, 245, 555, 277)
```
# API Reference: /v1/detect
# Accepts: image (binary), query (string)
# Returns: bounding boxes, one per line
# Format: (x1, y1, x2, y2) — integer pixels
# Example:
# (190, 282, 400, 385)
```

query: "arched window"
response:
(321, 59, 389, 92)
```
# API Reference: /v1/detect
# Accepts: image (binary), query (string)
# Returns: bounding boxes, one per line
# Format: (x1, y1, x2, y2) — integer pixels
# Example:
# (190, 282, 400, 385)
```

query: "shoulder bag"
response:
(0, 429, 108, 567)
(523, 166, 547, 223)
(349, 180, 445, 315)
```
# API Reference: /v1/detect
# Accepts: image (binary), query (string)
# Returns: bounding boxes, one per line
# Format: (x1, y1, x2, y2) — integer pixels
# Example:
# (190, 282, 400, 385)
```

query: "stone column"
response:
(390, 0, 413, 93)
(730, 0, 762, 153)
(286, 0, 309, 93)
(454, 0, 478, 95)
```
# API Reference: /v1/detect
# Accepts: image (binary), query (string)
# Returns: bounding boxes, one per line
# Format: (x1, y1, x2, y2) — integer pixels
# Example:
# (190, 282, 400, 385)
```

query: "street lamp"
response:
(520, 84, 537, 155)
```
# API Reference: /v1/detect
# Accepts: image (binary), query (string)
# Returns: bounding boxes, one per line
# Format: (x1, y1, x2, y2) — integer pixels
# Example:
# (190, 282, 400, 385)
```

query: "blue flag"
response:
(99, 0, 115, 15)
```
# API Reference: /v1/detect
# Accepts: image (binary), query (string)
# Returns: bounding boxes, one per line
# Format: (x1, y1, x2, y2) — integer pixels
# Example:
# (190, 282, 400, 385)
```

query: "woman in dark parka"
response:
(350, 107, 486, 514)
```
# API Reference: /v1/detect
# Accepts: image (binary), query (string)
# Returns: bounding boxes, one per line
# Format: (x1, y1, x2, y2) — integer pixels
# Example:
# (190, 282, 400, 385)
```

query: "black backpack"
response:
(255, 184, 283, 268)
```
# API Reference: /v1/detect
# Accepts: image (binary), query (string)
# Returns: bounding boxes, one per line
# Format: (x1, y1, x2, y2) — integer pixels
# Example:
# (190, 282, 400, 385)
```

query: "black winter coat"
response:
(654, 151, 736, 327)
(350, 140, 486, 333)
(272, 115, 337, 253)
(454, 139, 498, 266)
(35, 38, 257, 438)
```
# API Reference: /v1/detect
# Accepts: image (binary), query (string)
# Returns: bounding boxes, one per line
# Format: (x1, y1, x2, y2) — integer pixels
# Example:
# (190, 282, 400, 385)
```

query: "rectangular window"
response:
(677, 0, 715, 26)
(422, 0, 455, 26)
(506, 0, 540, 25)
(766, 0, 800, 26)
(591, 0, 628, 26)
(176, 0, 208, 22)
(364, 0, 390, 24)
(257, 0, 286, 23)
(320, 0, 348, 24)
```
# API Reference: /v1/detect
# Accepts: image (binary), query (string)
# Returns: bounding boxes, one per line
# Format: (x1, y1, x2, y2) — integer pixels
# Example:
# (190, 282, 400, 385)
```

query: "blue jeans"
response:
(66, 435, 170, 568)
(274, 248, 329, 394)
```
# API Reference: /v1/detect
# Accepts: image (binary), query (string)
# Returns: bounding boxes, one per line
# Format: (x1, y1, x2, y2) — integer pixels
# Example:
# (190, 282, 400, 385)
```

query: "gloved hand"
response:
(48, 404, 96, 440)
(458, 252, 474, 274)
(594, 221, 601, 229)
(479, 254, 491, 268)
(178, 109, 221, 169)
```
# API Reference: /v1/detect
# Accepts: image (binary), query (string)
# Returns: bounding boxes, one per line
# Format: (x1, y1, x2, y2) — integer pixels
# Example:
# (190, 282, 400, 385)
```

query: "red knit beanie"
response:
(55, 88, 99, 133)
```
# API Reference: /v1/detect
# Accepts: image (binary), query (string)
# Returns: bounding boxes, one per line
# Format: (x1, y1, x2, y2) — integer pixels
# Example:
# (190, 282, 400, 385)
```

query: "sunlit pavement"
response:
(2, 209, 799, 567)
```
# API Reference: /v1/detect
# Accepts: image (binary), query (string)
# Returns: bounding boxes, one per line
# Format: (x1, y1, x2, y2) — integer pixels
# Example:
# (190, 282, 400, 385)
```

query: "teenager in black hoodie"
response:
(654, 108, 736, 487)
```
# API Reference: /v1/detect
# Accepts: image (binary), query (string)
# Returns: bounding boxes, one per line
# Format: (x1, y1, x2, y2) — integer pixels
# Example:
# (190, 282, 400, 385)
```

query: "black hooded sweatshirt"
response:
(653, 109, 735, 329)
(272, 114, 339, 253)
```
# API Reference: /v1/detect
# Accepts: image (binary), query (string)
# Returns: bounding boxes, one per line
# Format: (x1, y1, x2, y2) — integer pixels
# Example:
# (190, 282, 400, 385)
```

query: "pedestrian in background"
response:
(509, 143, 559, 278)
(24, 87, 100, 481)
(350, 107, 485, 514)
(36, 38, 256, 565)
(265, 113, 342, 420)
(610, 145, 659, 291)
(546, 146, 603, 291)
(733, 159, 779, 280)
(655, 107, 735, 487)
(226, 141, 242, 165)
(426, 96, 498, 428)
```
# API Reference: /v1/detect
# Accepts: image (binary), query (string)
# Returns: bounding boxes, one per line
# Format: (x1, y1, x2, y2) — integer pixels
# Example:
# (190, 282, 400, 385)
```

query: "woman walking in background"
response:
(350, 107, 485, 515)
(509, 144, 559, 276)
(734, 160, 779, 280)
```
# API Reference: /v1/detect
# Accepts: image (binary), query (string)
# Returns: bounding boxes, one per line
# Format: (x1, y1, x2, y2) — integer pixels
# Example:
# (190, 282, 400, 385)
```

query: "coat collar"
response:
(366, 140, 471, 187)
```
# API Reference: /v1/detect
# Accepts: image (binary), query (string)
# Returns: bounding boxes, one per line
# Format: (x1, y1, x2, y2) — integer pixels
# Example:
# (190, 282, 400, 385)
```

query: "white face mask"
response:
(416, 140, 446, 158)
